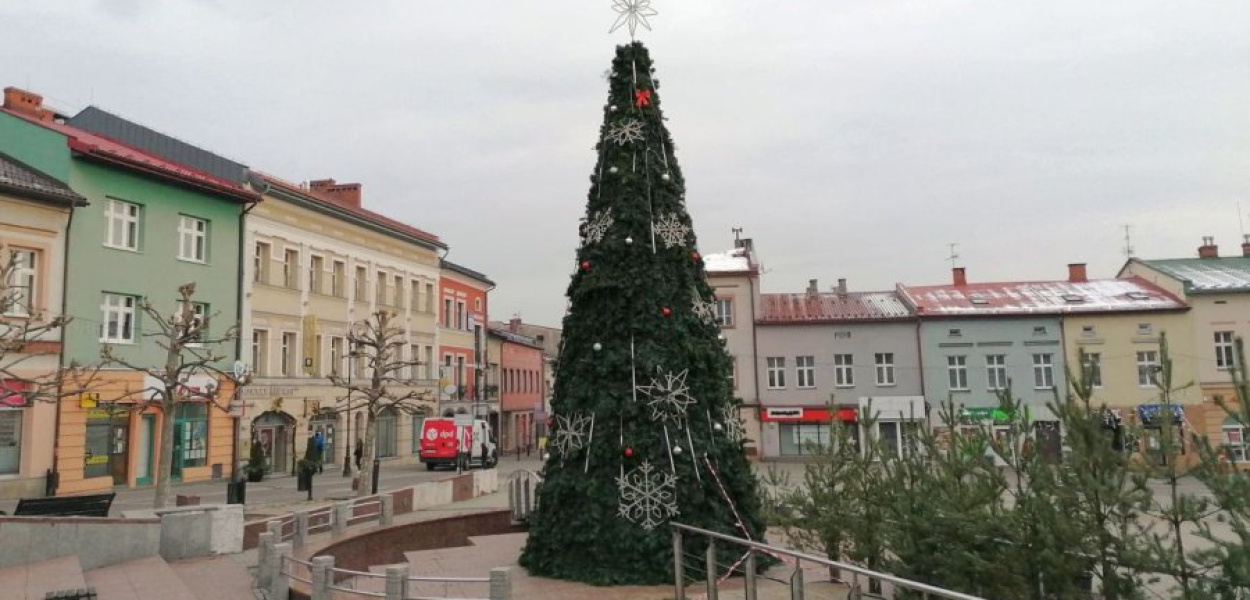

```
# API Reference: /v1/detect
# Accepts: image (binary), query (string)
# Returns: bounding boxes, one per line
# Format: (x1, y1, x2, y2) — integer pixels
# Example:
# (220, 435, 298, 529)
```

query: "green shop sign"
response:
(960, 407, 1016, 423)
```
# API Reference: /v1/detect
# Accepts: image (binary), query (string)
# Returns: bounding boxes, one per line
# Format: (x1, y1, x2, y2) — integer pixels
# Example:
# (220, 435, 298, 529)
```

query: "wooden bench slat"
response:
(13, 493, 116, 517)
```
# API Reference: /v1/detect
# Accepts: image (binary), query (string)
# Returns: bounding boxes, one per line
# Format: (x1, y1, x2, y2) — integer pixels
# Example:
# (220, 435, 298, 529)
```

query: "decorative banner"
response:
(616, 460, 678, 531)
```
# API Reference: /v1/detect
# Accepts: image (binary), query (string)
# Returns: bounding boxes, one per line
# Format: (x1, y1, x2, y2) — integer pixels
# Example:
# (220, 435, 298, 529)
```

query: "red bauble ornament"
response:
(580, 261, 591, 271)
(624, 447, 634, 458)
(662, 307, 672, 317)
(692, 251, 701, 261)
(546, 417, 554, 427)
(634, 89, 652, 108)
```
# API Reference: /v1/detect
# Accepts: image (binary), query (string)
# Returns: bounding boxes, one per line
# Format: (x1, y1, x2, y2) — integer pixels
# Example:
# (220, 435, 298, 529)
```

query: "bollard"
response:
(744, 550, 758, 600)
(789, 561, 804, 600)
(371, 458, 381, 495)
(311, 556, 334, 600)
(257, 532, 276, 589)
(266, 518, 283, 543)
(490, 567, 512, 600)
(270, 542, 292, 600)
(294, 511, 309, 549)
(672, 530, 685, 600)
(333, 501, 350, 537)
(380, 494, 394, 527)
(706, 539, 718, 600)
(384, 564, 409, 600)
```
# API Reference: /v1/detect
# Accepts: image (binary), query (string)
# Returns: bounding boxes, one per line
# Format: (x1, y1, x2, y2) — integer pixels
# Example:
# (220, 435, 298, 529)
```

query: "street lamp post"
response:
(342, 344, 356, 477)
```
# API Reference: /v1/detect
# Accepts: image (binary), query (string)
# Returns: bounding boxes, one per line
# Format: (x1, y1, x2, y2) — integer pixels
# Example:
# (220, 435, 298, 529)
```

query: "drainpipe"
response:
(50, 203, 76, 497)
(748, 271, 762, 457)
(233, 192, 260, 480)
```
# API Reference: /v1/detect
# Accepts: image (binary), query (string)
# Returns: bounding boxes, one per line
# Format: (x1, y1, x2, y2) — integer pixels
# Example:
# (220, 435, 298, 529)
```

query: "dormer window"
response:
(1063, 294, 1085, 303)
(948, 329, 962, 338)
(1137, 323, 1153, 335)
(970, 295, 989, 306)
(1082, 325, 1096, 337)
(1127, 292, 1150, 301)
(1033, 326, 1048, 336)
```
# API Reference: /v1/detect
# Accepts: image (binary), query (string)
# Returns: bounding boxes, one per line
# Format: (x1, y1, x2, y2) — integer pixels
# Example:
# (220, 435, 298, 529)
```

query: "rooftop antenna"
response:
(947, 243, 960, 269)
(1123, 225, 1135, 259)
(732, 227, 743, 243)
(1239, 201, 1246, 238)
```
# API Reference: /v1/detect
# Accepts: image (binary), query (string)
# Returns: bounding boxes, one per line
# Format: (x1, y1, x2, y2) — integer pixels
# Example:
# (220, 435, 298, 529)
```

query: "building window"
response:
(312, 334, 323, 376)
(425, 347, 435, 379)
(177, 215, 208, 262)
(457, 301, 467, 330)
(875, 353, 895, 386)
(948, 329, 962, 338)
(715, 299, 734, 327)
(948, 355, 968, 391)
(443, 298, 453, 328)
(1137, 323, 1153, 336)
(456, 356, 466, 398)
(1079, 353, 1103, 388)
(1137, 351, 1159, 387)
(376, 271, 388, 305)
(393, 275, 404, 307)
(175, 403, 208, 468)
(408, 344, 419, 379)
(1224, 422, 1246, 463)
(355, 266, 368, 302)
(253, 330, 269, 376)
(283, 249, 299, 289)
(1032, 326, 1047, 336)
(100, 293, 137, 344)
(330, 336, 345, 376)
(104, 198, 140, 251)
(0, 407, 22, 475)
(766, 357, 786, 389)
(834, 354, 854, 388)
(177, 301, 208, 346)
(281, 332, 297, 377)
(796, 356, 816, 388)
(728, 356, 737, 390)
(425, 284, 435, 313)
(4, 248, 36, 316)
(1032, 353, 1054, 389)
(309, 255, 324, 294)
(411, 280, 421, 311)
(475, 298, 483, 312)
(779, 423, 832, 456)
(1216, 331, 1236, 370)
(376, 408, 398, 458)
(1081, 325, 1096, 337)
(986, 354, 1008, 390)
(331, 261, 346, 297)
(254, 242, 271, 284)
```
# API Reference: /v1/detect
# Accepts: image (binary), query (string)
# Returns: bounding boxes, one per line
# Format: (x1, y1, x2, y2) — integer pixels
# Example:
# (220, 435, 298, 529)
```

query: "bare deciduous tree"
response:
(101, 282, 238, 508)
(327, 309, 431, 497)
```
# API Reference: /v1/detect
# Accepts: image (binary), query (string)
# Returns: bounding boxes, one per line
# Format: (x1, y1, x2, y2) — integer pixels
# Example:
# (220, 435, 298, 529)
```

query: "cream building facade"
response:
(242, 176, 444, 474)
(703, 237, 763, 456)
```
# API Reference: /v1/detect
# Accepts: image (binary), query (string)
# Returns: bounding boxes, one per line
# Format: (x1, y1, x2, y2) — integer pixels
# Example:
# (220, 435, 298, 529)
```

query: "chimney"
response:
(836, 278, 848, 296)
(1198, 236, 1218, 259)
(807, 279, 819, 296)
(308, 178, 362, 208)
(1242, 235, 1250, 258)
(3, 87, 54, 122)
(952, 267, 967, 286)
(509, 317, 521, 333)
(1067, 263, 1088, 283)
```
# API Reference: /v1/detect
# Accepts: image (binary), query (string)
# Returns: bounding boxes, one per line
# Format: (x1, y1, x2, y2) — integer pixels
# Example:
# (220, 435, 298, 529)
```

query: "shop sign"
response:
(960, 407, 1014, 423)
(763, 407, 857, 422)
(1137, 404, 1185, 427)
(143, 374, 217, 400)
(79, 392, 100, 409)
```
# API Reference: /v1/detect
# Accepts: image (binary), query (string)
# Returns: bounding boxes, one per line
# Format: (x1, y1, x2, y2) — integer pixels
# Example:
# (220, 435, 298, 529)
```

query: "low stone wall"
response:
(0, 516, 161, 570)
(243, 468, 498, 550)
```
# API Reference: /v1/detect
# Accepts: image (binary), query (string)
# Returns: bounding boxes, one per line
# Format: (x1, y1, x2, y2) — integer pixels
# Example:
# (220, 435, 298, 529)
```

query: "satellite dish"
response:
(232, 360, 247, 380)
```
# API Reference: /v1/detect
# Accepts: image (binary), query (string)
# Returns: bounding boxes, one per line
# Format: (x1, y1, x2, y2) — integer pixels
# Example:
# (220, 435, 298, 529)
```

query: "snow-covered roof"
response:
(899, 276, 1186, 316)
(703, 247, 754, 274)
(1135, 258, 1250, 294)
(758, 291, 913, 323)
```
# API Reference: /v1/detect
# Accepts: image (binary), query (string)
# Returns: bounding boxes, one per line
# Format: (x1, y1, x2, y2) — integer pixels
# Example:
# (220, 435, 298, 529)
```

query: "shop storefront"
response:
(761, 406, 857, 457)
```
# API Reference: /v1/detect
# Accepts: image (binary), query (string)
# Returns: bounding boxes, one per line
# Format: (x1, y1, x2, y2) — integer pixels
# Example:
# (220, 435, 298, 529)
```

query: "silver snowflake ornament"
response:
(637, 368, 696, 422)
(550, 413, 593, 456)
(721, 404, 746, 444)
(581, 208, 614, 245)
(652, 213, 691, 249)
(610, 0, 658, 39)
(606, 119, 645, 146)
(691, 289, 716, 326)
(617, 461, 678, 531)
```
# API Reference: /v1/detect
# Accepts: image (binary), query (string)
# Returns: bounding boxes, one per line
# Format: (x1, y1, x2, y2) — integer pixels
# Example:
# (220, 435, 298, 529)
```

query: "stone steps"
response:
(84, 556, 200, 600)
(0, 555, 87, 600)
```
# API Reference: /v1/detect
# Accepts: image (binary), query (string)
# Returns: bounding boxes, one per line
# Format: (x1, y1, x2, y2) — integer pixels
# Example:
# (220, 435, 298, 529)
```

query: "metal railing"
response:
(671, 523, 989, 600)
(275, 552, 506, 600)
(506, 470, 540, 522)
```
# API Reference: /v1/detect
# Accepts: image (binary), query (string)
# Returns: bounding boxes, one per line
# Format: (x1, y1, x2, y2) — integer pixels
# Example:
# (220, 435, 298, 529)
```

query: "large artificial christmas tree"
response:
(518, 13, 768, 586)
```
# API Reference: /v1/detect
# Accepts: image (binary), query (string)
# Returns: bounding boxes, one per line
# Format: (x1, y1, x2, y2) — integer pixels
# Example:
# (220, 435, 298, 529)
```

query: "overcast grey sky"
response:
(3, 1, 1247, 326)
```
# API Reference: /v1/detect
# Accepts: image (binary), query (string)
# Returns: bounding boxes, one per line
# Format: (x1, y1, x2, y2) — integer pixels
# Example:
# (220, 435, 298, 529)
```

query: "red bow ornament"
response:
(634, 89, 652, 108)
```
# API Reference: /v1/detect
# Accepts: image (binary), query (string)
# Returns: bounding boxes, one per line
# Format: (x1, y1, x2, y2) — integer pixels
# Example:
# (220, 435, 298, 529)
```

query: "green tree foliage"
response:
(518, 42, 766, 585)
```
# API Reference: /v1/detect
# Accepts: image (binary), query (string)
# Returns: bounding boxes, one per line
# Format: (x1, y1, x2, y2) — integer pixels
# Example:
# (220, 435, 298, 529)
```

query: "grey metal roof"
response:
(0, 152, 86, 206)
(440, 259, 495, 286)
(68, 106, 248, 184)
(1133, 258, 1250, 294)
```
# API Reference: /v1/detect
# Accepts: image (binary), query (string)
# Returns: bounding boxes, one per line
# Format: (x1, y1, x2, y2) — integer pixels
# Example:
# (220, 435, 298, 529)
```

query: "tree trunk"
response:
(356, 409, 378, 497)
(154, 395, 177, 508)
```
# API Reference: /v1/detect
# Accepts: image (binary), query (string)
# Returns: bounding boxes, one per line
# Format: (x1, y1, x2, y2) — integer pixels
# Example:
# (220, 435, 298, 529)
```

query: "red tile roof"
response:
(1, 108, 258, 203)
(898, 276, 1187, 316)
(256, 173, 443, 248)
(758, 291, 913, 323)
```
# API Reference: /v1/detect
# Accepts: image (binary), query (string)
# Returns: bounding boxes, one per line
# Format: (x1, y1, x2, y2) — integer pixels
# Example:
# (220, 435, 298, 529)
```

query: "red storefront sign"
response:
(761, 407, 856, 422)
(1, 380, 30, 407)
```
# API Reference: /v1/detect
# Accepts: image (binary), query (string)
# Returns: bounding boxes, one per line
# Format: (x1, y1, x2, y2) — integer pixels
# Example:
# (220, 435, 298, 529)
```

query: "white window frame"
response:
(728, 356, 737, 390)
(766, 357, 786, 389)
(1082, 353, 1103, 388)
(715, 298, 734, 327)
(1032, 353, 1054, 390)
(177, 215, 208, 263)
(254, 242, 270, 284)
(1216, 331, 1236, 371)
(376, 271, 388, 306)
(4, 248, 37, 317)
(100, 293, 137, 344)
(948, 355, 969, 391)
(330, 336, 345, 376)
(834, 354, 854, 388)
(986, 354, 1008, 391)
(1224, 424, 1247, 463)
(796, 356, 816, 388)
(176, 301, 208, 347)
(104, 198, 140, 251)
(309, 255, 325, 295)
(332, 260, 346, 298)
(1137, 351, 1159, 387)
(875, 353, 895, 386)
(281, 332, 296, 377)
(283, 249, 300, 289)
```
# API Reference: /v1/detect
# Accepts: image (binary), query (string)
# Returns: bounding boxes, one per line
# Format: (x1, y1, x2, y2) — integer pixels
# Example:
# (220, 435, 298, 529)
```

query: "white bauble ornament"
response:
(661, 173, 671, 181)
(609, 166, 619, 174)
(625, 236, 634, 245)
(610, 105, 618, 112)
(673, 445, 683, 455)
(543, 452, 551, 461)
(593, 342, 603, 351)
(714, 422, 724, 432)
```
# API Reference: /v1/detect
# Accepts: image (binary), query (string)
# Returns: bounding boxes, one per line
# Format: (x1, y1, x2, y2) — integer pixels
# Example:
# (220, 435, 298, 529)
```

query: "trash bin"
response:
(297, 469, 313, 492)
(226, 481, 246, 505)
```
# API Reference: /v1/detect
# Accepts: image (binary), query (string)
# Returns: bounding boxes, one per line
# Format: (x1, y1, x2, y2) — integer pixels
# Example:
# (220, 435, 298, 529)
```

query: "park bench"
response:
(6, 492, 115, 517)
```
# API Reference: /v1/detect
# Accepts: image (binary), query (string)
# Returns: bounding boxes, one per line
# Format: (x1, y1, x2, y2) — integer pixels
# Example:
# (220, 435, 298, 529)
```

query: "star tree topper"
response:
(637, 368, 696, 422)
(610, 0, 658, 39)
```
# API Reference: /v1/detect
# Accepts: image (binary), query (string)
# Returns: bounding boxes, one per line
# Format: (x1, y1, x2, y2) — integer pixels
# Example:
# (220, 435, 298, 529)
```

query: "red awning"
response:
(1, 380, 31, 407)
(761, 407, 857, 422)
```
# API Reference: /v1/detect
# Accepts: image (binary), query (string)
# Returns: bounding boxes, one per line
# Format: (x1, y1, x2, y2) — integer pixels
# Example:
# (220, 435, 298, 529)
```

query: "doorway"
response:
(253, 411, 294, 474)
(136, 414, 155, 485)
(110, 418, 130, 485)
